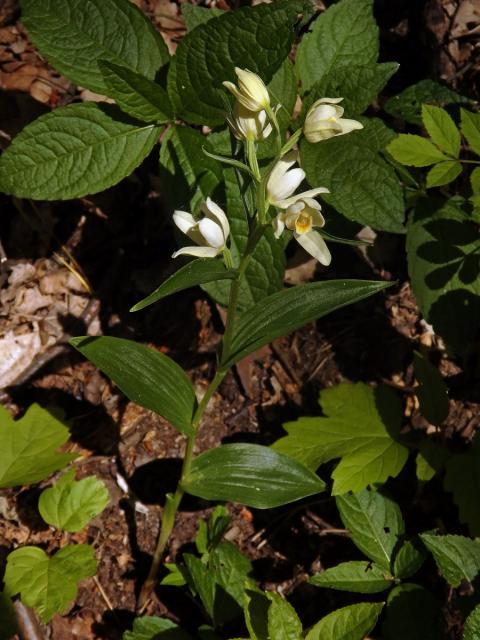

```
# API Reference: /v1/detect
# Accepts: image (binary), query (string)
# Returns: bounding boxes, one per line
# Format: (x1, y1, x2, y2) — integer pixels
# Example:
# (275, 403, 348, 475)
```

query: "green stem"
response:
(460, 159, 480, 165)
(265, 104, 281, 156)
(246, 138, 261, 181)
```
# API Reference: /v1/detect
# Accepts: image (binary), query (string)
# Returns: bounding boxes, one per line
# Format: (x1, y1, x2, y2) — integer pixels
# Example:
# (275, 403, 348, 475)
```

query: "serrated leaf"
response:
(464, 604, 480, 640)
(426, 161, 462, 188)
(382, 584, 444, 640)
(0, 103, 161, 200)
(181, 4, 224, 32)
(300, 119, 404, 232)
(38, 469, 110, 532)
(168, 1, 307, 125)
(422, 105, 461, 157)
(210, 542, 253, 610)
(21, 0, 169, 95)
(296, 0, 378, 94)
(393, 539, 428, 580)
(4, 545, 96, 623)
(123, 616, 192, 640)
(305, 602, 384, 640)
(310, 561, 394, 593)
(413, 351, 449, 426)
(221, 280, 391, 368)
(182, 443, 325, 509)
(0, 404, 75, 488)
(274, 383, 408, 495)
(267, 592, 303, 640)
(420, 533, 480, 587)
(444, 434, 480, 536)
(71, 336, 196, 436)
(461, 109, 480, 156)
(183, 554, 218, 622)
(416, 441, 449, 483)
(336, 489, 404, 572)
(386, 134, 448, 167)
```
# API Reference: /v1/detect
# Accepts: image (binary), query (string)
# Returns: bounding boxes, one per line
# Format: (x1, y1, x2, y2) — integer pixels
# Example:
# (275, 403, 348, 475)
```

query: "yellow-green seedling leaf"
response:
(182, 443, 325, 509)
(274, 383, 408, 495)
(426, 160, 462, 188)
(444, 433, 480, 536)
(420, 533, 480, 587)
(181, 4, 224, 32)
(464, 604, 480, 640)
(392, 538, 428, 580)
(386, 134, 448, 166)
(267, 592, 302, 640)
(336, 489, 404, 572)
(382, 584, 444, 640)
(0, 404, 76, 489)
(0, 103, 161, 200)
(416, 440, 449, 483)
(310, 561, 394, 594)
(461, 108, 480, 156)
(38, 469, 110, 532)
(422, 104, 461, 157)
(0, 591, 18, 640)
(413, 351, 449, 426)
(123, 616, 193, 640)
(21, 0, 169, 95)
(71, 336, 196, 436)
(305, 602, 384, 640)
(4, 545, 96, 623)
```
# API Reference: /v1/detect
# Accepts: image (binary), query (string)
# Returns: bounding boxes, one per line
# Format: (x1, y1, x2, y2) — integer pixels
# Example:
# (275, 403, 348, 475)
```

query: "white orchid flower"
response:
(266, 150, 329, 209)
(226, 101, 273, 142)
(304, 97, 363, 143)
(172, 198, 230, 259)
(223, 67, 270, 113)
(273, 198, 331, 266)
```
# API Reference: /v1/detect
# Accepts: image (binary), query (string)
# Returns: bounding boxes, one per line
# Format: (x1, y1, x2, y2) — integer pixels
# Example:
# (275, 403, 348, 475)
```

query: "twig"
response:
(93, 575, 114, 611)
(13, 600, 45, 640)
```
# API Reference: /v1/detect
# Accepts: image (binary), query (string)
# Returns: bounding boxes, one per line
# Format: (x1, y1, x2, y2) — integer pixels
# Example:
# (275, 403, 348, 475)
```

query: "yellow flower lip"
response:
(295, 213, 313, 234)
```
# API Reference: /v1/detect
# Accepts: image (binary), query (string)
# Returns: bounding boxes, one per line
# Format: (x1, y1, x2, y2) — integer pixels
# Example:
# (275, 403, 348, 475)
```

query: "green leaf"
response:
(0, 404, 75, 488)
(422, 105, 461, 157)
(310, 561, 394, 593)
(160, 563, 186, 587)
(267, 592, 303, 640)
(382, 584, 445, 640)
(38, 469, 109, 532)
(21, 0, 169, 95)
(420, 533, 480, 587)
(393, 539, 428, 580)
(274, 382, 407, 494)
(300, 119, 405, 232)
(461, 109, 480, 155)
(296, 0, 378, 94)
(99, 61, 172, 123)
(426, 161, 462, 188)
(183, 554, 217, 622)
(181, 4, 224, 32)
(70, 336, 196, 436)
(123, 616, 192, 640)
(221, 279, 391, 368)
(0, 103, 161, 200)
(407, 197, 480, 353)
(386, 134, 448, 167)
(336, 489, 404, 572)
(131, 260, 237, 312)
(464, 604, 480, 640)
(168, 0, 307, 125)
(413, 351, 449, 426)
(4, 545, 96, 623)
(182, 443, 325, 509)
(444, 434, 480, 536)
(416, 441, 449, 483)
(471, 166, 480, 193)
(210, 542, 253, 611)
(244, 589, 270, 640)
(305, 602, 384, 640)
(0, 591, 18, 640)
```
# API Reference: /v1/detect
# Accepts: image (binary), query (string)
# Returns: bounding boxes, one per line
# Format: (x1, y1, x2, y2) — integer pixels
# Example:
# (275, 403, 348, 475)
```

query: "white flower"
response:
(172, 198, 230, 259)
(273, 198, 331, 266)
(304, 97, 363, 143)
(226, 101, 272, 141)
(266, 150, 329, 209)
(223, 67, 270, 112)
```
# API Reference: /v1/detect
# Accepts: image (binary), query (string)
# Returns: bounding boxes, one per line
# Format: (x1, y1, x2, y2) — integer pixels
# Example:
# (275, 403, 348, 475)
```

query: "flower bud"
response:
(304, 97, 363, 143)
(223, 67, 270, 112)
(226, 102, 272, 141)
(172, 198, 230, 259)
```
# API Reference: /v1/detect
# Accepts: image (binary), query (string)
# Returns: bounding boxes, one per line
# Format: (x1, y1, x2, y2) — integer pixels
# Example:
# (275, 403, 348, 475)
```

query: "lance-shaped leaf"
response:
(21, 0, 169, 95)
(267, 592, 303, 640)
(220, 279, 391, 368)
(420, 533, 480, 587)
(123, 616, 193, 640)
(305, 602, 384, 640)
(0, 103, 161, 200)
(131, 259, 237, 312)
(421, 104, 460, 158)
(71, 336, 196, 436)
(182, 443, 325, 509)
(310, 561, 394, 594)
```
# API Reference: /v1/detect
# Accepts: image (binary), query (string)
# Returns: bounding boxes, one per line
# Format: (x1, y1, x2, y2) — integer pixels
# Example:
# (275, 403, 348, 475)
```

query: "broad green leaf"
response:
(131, 260, 237, 312)
(336, 489, 404, 572)
(99, 61, 172, 123)
(183, 554, 217, 622)
(21, 0, 169, 95)
(393, 539, 428, 580)
(71, 336, 196, 436)
(196, 506, 230, 555)
(296, 0, 378, 94)
(413, 351, 449, 426)
(422, 105, 461, 157)
(267, 592, 303, 640)
(420, 533, 480, 587)
(123, 616, 192, 640)
(221, 279, 392, 368)
(310, 561, 393, 593)
(471, 166, 480, 193)
(160, 563, 186, 587)
(407, 197, 480, 353)
(416, 441, 449, 483)
(382, 584, 444, 640)
(38, 469, 109, 532)
(210, 542, 253, 611)
(0, 591, 18, 640)
(444, 434, 480, 536)
(181, 4, 224, 32)
(464, 605, 480, 640)
(386, 134, 448, 167)
(461, 109, 480, 155)
(182, 443, 325, 509)
(0, 103, 161, 200)
(168, 1, 307, 125)
(300, 119, 404, 232)
(305, 602, 384, 640)
(274, 382, 407, 494)
(0, 404, 75, 488)
(4, 545, 96, 623)
(244, 589, 270, 640)
(426, 161, 462, 188)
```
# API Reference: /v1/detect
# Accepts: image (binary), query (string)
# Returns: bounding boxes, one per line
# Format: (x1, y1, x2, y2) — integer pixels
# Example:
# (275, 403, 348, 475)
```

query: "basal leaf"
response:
(464, 605, 480, 640)
(181, 4, 224, 32)
(461, 109, 480, 156)
(382, 584, 444, 640)
(420, 533, 480, 587)
(71, 336, 196, 436)
(182, 443, 325, 509)
(422, 104, 460, 158)
(123, 616, 193, 640)
(413, 351, 449, 426)
(267, 592, 303, 640)
(305, 602, 384, 640)
(426, 161, 462, 189)
(0, 103, 161, 200)
(386, 134, 448, 167)
(310, 561, 394, 594)
(444, 434, 480, 536)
